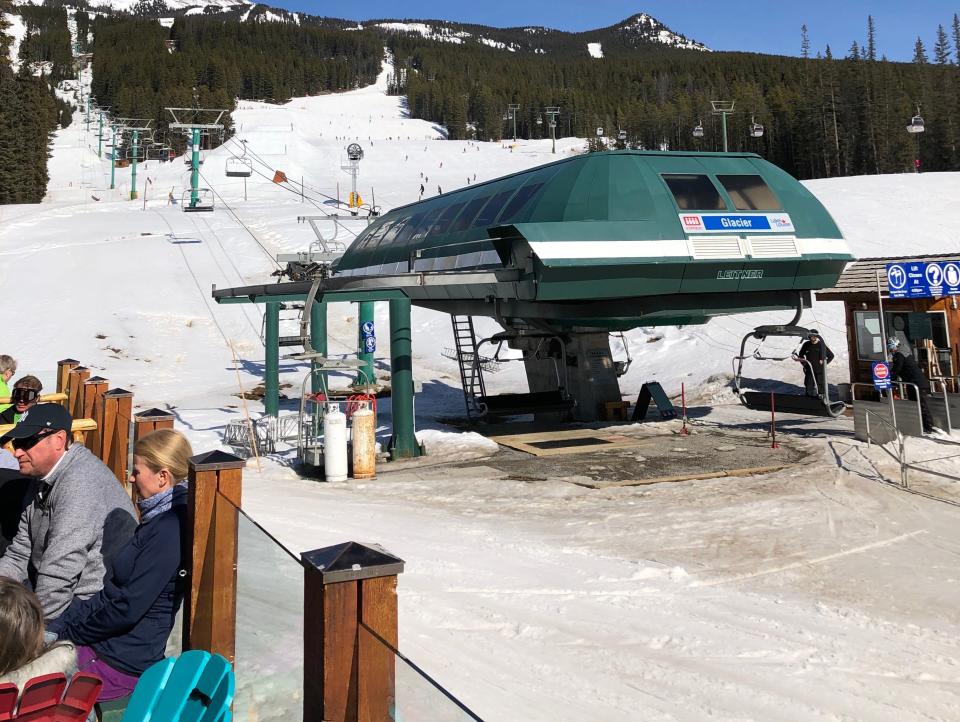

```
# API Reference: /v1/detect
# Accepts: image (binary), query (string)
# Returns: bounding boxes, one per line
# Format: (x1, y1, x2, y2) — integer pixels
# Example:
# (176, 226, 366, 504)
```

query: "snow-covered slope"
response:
(5, 56, 960, 722)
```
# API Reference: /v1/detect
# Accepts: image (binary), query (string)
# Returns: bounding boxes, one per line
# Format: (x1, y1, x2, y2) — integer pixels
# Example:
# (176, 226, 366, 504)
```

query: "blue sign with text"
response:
(886, 261, 960, 299)
(872, 361, 891, 391)
(701, 215, 772, 232)
(360, 320, 376, 353)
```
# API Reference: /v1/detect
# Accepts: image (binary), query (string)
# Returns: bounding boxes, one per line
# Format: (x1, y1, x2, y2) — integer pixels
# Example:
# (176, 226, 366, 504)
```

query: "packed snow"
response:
(3, 11, 26, 72)
(3, 52, 960, 722)
(587, 41, 603, 58)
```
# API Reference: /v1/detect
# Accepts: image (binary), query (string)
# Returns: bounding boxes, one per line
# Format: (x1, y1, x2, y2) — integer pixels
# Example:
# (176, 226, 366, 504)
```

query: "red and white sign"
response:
(681, 215, 704, 231)
(874, 363, 889, 380)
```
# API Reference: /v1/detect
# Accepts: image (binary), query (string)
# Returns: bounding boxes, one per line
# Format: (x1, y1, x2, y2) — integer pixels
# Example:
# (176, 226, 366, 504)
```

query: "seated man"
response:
(0, 404, 137, 621)
(0, 375, 43, 425)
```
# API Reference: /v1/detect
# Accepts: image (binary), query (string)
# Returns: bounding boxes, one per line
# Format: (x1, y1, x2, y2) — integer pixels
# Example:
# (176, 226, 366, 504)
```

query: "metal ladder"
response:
(451, 315, 486, 419)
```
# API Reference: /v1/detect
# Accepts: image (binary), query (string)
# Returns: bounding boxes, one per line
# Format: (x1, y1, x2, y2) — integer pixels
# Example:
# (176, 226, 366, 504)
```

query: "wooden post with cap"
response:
(82, 376, 109, 454)
(302, 542, 403, 722)
(134, 408, 175, 442)
(184, 450, 244, 664)
(100, 388, 133, 485)
(56, 359, 79, 406)
(67, 366, 90, 421)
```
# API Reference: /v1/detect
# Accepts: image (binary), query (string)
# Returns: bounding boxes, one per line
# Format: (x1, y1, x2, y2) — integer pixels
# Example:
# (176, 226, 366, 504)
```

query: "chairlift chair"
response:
(225, 156, 252, 177)
(617, 129, 627, 141)
(749, 117, 765, 138)
(692, 122, 705, 139)
(907, 114, 925, 134)
(732, 324, 846, 418)
(181, 188, 214, 212)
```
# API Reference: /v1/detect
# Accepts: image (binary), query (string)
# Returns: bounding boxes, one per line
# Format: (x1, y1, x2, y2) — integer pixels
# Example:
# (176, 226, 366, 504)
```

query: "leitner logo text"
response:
(717, 269, 763, 280)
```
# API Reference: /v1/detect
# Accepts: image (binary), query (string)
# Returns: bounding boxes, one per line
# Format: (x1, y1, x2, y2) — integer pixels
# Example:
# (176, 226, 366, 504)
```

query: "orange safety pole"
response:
(770, 392, 780, 449)
(680, 382, 689, 436)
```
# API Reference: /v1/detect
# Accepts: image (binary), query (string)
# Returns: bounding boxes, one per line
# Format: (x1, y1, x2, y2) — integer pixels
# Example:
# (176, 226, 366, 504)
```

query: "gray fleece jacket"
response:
(0, 444, 137, 619)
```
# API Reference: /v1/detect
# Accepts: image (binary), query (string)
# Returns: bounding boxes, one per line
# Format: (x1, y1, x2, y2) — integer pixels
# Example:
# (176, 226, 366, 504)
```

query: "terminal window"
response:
(716, 175, 782, 211)
(662, 174, 726, 211)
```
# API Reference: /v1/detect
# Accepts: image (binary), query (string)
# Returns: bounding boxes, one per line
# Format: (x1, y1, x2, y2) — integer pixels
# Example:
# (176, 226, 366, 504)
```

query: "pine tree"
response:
(935, 25, 950, 64)
(848, 41, 860, 61)
(954, 14, 960, 64)
(800, 24, 810, 59)
(866, 16, 876, 61)
(913, 36, 928, 64)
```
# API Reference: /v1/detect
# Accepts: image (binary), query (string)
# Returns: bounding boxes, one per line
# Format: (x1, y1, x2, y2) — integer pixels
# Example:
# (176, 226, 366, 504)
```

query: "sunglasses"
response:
(12, 429, 56, 452)
(11, 388, 39, 405)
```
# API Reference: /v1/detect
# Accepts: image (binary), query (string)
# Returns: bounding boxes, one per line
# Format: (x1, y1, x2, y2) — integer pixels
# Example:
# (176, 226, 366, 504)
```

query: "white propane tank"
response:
(351, 407, 376, 479)
(323, 403, 348, 482)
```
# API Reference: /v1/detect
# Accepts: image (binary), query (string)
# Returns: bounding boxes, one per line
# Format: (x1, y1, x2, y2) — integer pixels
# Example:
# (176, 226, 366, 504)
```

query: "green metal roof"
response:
(335, 150, 845, 275)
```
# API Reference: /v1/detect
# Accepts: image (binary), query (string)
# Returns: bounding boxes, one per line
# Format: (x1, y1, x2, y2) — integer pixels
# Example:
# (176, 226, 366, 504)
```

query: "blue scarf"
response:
(138, 482, 185, 522)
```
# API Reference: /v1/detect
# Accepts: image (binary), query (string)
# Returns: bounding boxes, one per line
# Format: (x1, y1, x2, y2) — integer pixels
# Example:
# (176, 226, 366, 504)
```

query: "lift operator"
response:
(796, 329, 834, 398)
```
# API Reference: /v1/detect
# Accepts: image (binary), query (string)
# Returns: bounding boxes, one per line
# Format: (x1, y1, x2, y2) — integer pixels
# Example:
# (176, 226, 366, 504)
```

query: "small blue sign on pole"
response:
(872, 361, 891, 391)
(887, 261, 960, 299)
(361, 320, 376, 353)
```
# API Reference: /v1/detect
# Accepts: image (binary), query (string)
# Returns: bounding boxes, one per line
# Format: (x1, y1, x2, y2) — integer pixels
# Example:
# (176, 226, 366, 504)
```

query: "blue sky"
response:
(270, 1, 958, 62)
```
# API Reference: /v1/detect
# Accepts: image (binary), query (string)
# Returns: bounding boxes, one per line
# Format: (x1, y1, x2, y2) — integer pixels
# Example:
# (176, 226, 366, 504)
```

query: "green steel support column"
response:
(129, 130, 139, 200)
(355, 300, 375, 386)
(97, 113, 103, 158)
(721, 112, 729, 153)
(109, 127, 117, 190)
(387, 298, 420, 458)
(190, 128, 201, 208)
(265, 301, 280, 417)
(310, 300, 327, 395)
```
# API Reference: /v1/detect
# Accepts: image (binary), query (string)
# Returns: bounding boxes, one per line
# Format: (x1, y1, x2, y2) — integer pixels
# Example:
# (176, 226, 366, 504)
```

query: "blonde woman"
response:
(0, 355, 16, 414)
(48, 429, 193, 703)
(0, 579, 77, 687)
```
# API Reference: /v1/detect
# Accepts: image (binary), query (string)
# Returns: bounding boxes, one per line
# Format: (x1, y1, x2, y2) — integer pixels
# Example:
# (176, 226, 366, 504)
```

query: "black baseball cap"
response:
(1, 403, 72, 443)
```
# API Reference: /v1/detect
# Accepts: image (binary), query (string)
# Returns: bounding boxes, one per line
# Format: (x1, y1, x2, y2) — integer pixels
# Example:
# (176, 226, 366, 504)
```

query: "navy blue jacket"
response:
(48, 486, 186, 676)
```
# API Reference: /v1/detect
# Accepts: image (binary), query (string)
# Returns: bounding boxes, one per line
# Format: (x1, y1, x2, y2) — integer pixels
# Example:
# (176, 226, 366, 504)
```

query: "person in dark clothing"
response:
(887, 337, 934, 433)
(0, 468, 34, 555)
(47, 429, 193, 702)
(796, 329, 834, 398)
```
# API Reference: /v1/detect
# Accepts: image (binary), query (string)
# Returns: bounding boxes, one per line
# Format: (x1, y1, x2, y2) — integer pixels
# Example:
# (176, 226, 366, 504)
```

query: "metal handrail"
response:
(851, 381, 924, 434)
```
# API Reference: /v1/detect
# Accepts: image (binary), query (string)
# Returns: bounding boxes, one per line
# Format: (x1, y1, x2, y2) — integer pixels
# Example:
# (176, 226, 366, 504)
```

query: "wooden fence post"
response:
(67, 366, 90, 420)
(133, 408, 175, 443)
(184, 450, 244, 664)
(82, 376, 109, 454)
(301, 542, 404, 722)
(100, 388, 133, 485)
(56, 359, 79, 405)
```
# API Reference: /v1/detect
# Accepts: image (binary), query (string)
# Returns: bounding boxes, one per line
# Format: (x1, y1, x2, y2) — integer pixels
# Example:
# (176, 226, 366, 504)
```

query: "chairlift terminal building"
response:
(215, 150, 853, 423)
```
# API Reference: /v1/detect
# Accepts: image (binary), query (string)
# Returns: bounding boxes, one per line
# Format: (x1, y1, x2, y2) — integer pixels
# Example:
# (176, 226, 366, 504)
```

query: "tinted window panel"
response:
(430, 202, 466, 236)
(450, 196, 490, 233)
(662, 174, 726, 211)
(408, 206, 444, 244)
(392, 212, 425, 246)
(717, 175, 781, 211)
(472, 189, 517, 228)
(497, 183, 544, 224)
(378, 216, 410, 246)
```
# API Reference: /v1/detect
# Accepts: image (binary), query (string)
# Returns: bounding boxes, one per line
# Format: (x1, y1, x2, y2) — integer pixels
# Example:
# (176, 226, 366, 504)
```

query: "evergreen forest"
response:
(3, 5, 960, 204)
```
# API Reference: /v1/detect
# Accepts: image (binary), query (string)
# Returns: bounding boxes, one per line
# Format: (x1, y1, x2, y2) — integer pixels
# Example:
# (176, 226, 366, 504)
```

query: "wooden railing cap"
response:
(135, 407, 176, 421)
(104, 388, 134, 398)
(71, 366, 89, 372)
(58, 358, 80, 365)
(301, 541, 404, 584)
(85, 376, 109, 384)
(189, 449, 245, 471)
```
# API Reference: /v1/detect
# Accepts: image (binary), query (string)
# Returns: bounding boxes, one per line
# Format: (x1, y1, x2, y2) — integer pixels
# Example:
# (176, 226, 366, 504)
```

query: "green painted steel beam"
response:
(355, 301, 375, 386)
(213, 288, 409, 305)
(310, 300, 327, 395)
(264, 301, 280, 417)
(387, 298, 420, 459)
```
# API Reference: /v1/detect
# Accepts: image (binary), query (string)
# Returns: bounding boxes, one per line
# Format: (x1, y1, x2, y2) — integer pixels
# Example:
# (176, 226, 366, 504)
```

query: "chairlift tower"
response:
(166, 107, 226, 210)
(544, 106, 560, 154)
(115, 118, 153, 200)
(710, 100, 735, 152)
(506, 103, 520, 142)
(341, 143, 364, 215)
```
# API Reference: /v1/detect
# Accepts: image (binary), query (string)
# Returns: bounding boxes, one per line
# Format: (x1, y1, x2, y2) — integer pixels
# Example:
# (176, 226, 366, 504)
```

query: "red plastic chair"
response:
(0, 672, 101, 722)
